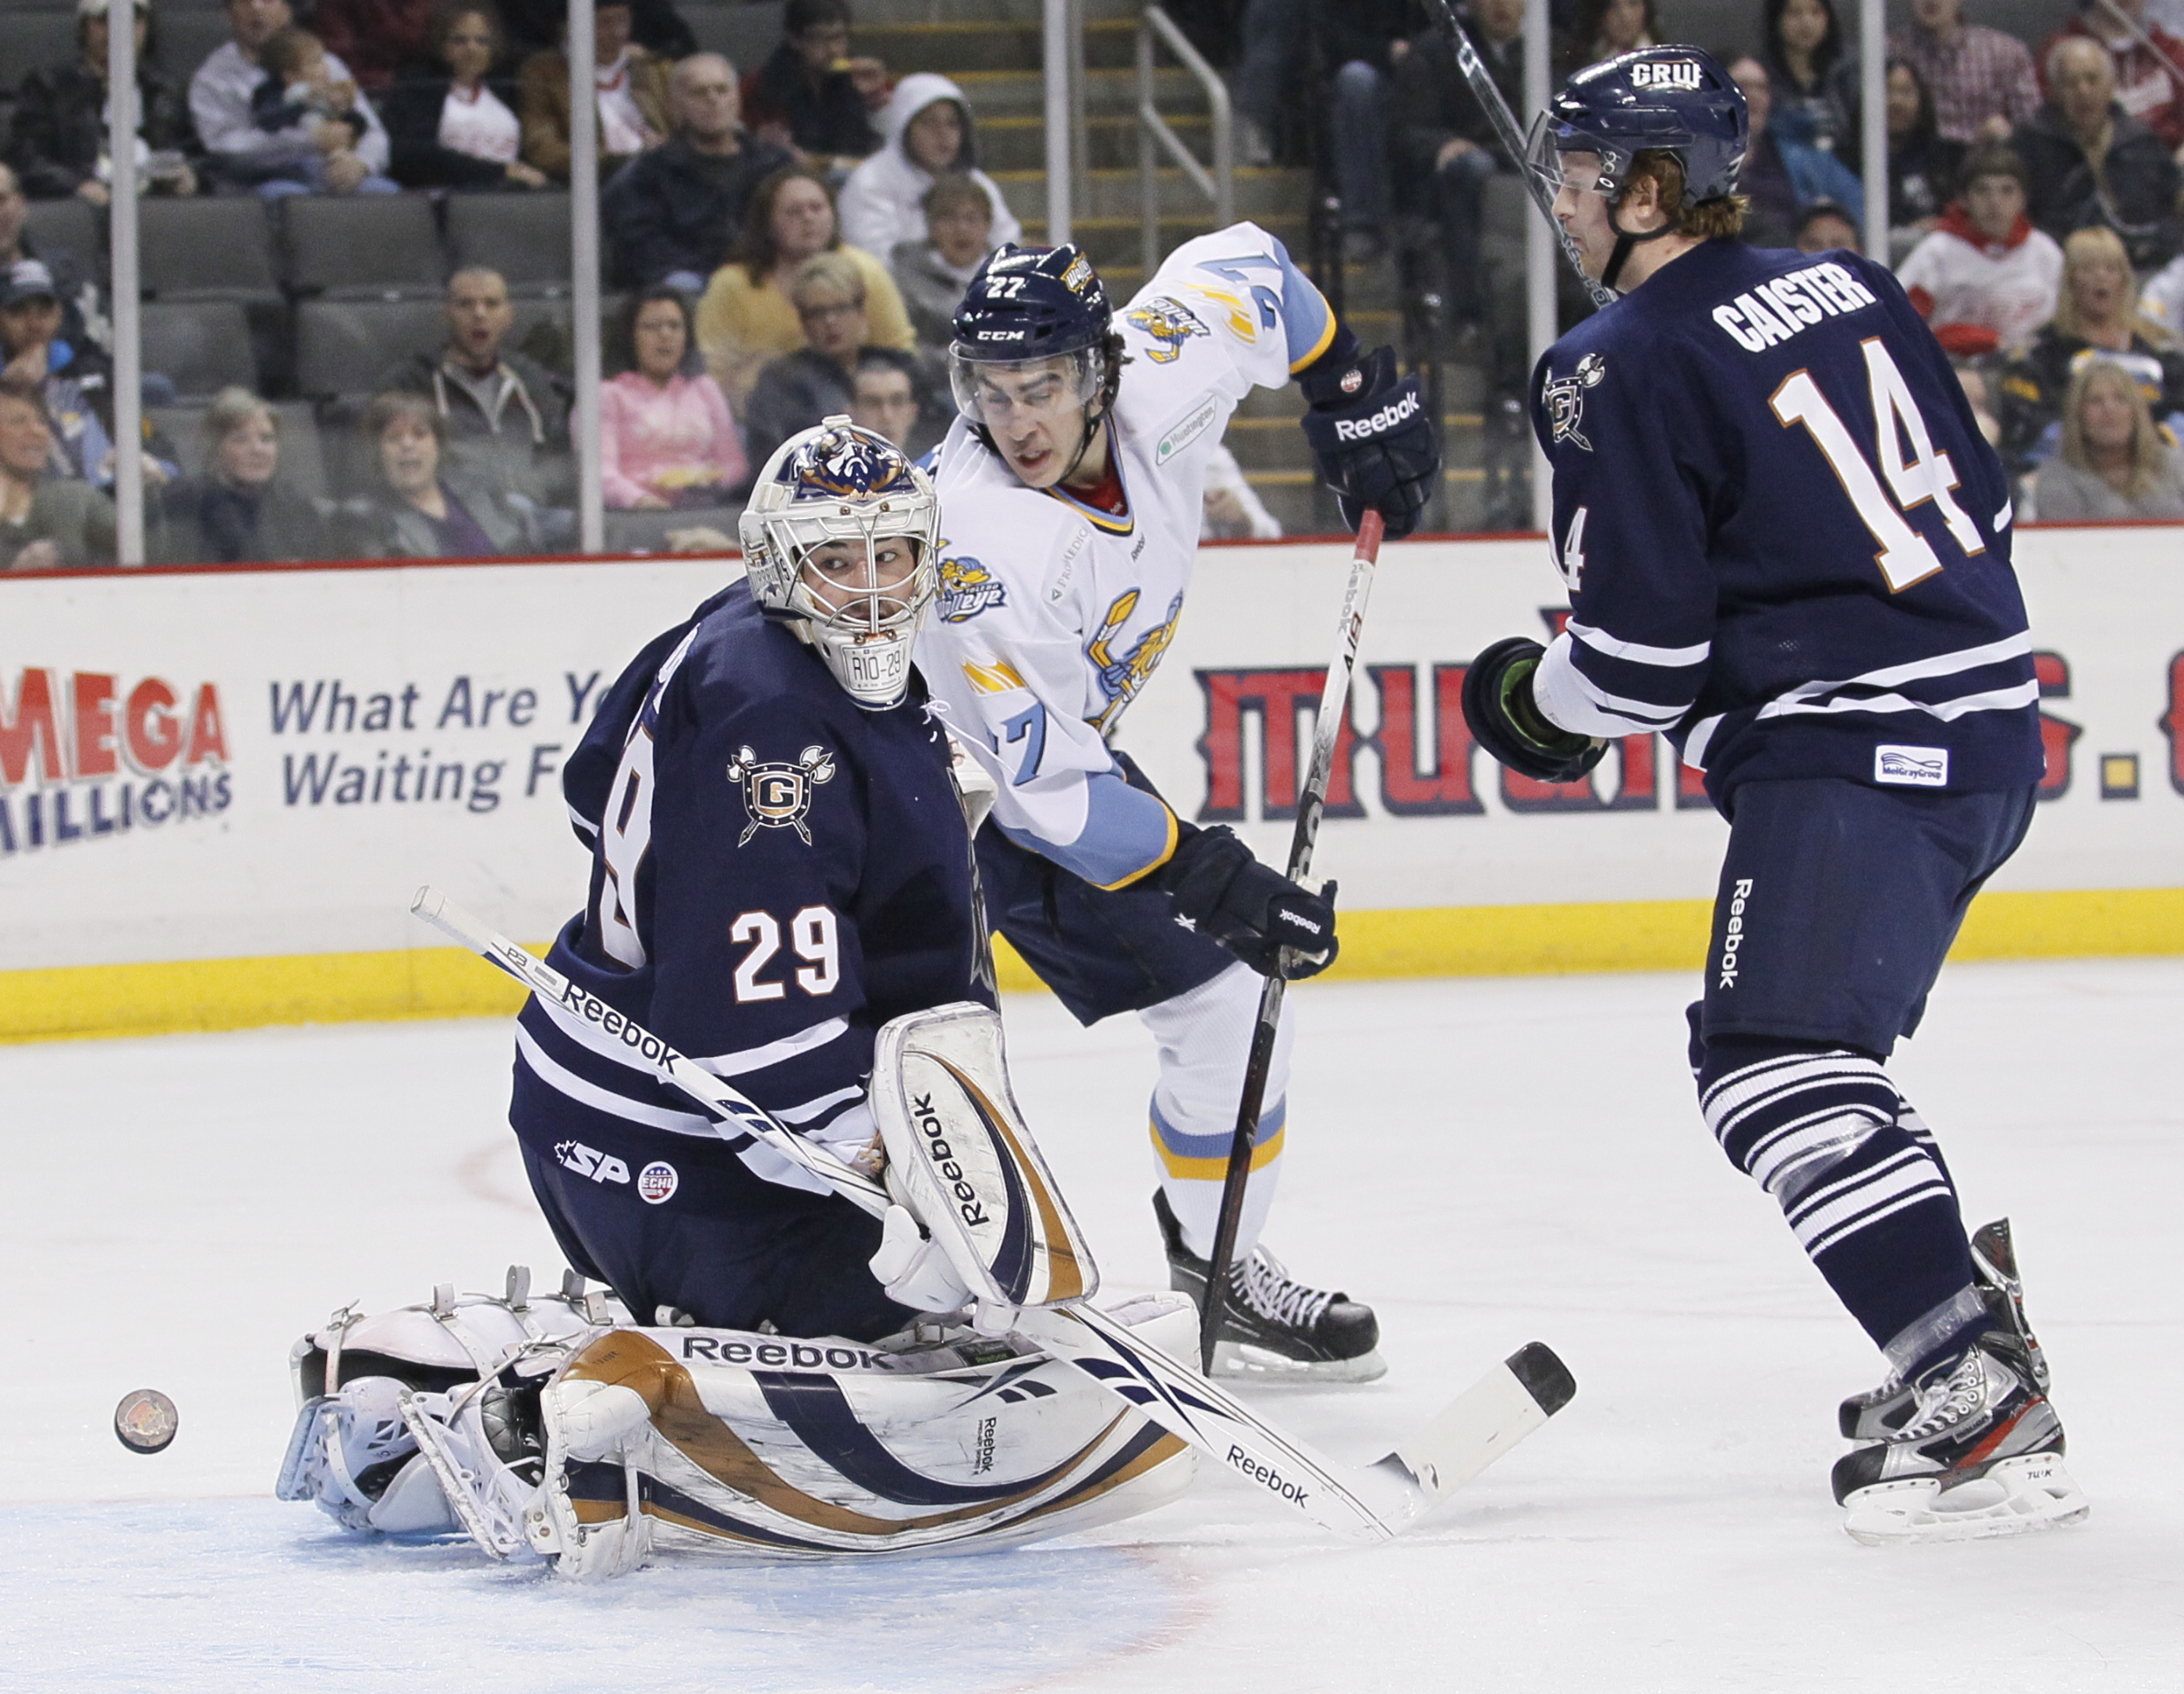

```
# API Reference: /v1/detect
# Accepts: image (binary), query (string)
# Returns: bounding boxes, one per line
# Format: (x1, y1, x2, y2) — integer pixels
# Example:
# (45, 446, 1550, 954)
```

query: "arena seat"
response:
(293, 297, 449, 396)
(141, 299, 260, 398)
(139, 198, 282, 302)
(444, 191, 572, 296)
(0, 14, 78, 98)
(21, 198, 101, 275)
(283, 195, 447, 299)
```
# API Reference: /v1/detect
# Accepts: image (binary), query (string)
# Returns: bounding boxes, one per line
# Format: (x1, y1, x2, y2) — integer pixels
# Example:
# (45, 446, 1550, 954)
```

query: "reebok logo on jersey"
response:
(556, 1140, 631, 1185)
(1332, 390, 1421, 442)
(1717, 878, 1753, 989)
(1875, 744, 1949, 788)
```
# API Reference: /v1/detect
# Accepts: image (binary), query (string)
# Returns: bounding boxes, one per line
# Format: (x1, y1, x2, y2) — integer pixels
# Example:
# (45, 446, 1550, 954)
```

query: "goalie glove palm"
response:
(1159, 826, 1339, 980)
(1462, 636, 1608, 784)
(1299, 346, 1438, 540)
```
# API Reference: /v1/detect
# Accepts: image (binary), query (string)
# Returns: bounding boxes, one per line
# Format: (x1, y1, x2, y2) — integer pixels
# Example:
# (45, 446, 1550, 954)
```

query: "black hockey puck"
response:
(114, 1389, 179, 1454)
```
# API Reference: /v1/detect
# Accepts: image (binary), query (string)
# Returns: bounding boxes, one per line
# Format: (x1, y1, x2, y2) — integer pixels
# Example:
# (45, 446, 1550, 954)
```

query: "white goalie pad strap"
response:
(868, 1002, 1100, 1312)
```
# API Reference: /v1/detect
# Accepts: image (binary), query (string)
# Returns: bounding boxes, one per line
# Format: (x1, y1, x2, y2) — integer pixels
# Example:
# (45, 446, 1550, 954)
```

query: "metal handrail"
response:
(1138, 5, 1234, 274)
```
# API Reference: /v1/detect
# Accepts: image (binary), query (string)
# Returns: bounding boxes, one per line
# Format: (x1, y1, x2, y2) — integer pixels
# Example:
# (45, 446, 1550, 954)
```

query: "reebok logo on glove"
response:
(1332, 390, 1422, 442)
(1275, 907, 1327, 941)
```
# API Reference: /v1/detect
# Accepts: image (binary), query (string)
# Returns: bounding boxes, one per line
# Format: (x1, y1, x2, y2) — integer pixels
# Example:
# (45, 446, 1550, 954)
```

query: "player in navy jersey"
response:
(508, 420, 987, 1342)
(1464, 48, 2086, 1542)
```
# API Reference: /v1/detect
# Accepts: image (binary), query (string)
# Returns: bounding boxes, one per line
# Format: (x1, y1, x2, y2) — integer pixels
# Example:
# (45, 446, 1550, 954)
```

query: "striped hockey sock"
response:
(1698, 1039, 1986, 1368)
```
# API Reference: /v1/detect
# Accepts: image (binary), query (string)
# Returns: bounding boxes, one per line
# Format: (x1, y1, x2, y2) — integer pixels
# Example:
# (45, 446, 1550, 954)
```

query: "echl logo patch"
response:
(727, 744, 836, 845)
(1543, 352, 1607, 451)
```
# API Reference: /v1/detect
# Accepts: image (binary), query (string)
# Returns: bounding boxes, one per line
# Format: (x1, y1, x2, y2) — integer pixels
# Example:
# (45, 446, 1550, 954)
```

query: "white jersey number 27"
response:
(1768, 338, 1985, 592)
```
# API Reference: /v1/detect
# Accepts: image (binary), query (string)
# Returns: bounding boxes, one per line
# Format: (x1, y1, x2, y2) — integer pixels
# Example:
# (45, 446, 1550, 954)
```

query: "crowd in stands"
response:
(4, 0, 2182, 571)
(0, 0, 1020, 570)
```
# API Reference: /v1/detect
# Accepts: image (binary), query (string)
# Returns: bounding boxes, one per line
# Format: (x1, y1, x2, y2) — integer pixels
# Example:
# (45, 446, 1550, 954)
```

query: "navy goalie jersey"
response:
(1527, 239, 2044, 809)
(509, 582, 988, 1203)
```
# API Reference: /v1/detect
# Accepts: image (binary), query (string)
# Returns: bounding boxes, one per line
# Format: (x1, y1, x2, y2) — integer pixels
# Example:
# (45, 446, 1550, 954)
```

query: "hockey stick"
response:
(1418, 0, 1617, 311)
(414, 887, 1576, 1544)
(1200, 510, 1382, 1373)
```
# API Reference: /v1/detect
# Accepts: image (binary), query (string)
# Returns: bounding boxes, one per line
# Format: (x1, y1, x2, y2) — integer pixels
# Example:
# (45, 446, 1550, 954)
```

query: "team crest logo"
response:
(1126, 297, 1209, 364)
(727, 744, 836, 844)
(937, 555, 1008, 622)
(783, 426, 913, 500)
(1086, 589, 1184, 730)
(1543, 353, 1607, 451)
(1061, 254, 1097, 296)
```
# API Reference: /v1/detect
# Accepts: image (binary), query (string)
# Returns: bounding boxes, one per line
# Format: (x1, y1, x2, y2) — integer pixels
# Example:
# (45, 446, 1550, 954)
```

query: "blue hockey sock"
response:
(1698, 1037, 1988, 1372)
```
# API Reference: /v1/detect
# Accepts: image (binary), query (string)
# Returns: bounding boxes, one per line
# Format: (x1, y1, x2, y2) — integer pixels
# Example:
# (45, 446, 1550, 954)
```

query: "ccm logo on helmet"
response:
(1628, 58, 1704, 89)
(1333, 390, 1420, 442)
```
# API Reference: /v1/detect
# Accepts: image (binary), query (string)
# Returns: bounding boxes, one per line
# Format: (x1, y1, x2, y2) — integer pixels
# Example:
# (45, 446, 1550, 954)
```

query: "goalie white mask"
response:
(738, 418, 941, 710)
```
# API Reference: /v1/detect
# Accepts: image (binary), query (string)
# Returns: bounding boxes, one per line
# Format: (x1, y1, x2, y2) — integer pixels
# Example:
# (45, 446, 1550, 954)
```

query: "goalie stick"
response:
(412, 886, 1575, 1544)
(1200, 510, 1380, 1372)
(1419, 0, 1617, 311)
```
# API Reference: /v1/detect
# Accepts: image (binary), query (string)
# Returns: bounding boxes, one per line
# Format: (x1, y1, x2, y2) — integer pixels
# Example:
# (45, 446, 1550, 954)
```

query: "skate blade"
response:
(1212, 1340, 1388, 1385)
(1842, 1452, 2090, 1546)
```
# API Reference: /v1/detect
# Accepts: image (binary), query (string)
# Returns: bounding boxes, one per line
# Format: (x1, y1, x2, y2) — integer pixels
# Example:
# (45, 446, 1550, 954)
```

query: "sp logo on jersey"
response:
(1544, 353, 1608, 451)
(1125, 297, 1209, 364)
(727, 743, 836, 845)
(937, 555, 1008, 622)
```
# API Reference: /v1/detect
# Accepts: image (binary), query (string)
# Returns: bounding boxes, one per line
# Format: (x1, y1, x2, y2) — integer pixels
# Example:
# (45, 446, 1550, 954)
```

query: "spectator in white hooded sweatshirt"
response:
(836, 72, 1018, 261)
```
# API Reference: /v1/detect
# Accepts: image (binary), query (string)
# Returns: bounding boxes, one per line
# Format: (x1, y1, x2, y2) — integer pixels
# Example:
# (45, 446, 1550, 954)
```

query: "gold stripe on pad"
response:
(6, 887, 2183, 1044)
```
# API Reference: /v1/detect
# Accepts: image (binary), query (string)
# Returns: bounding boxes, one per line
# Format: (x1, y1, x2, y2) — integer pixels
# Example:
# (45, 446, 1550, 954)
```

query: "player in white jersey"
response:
(918, 230, 1439, 1379)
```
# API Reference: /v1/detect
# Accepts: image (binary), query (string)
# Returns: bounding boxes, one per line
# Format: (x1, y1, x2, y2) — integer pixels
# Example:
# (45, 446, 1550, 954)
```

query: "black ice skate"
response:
(1830, 1333, 2087, 1544)
(1154, 1191, 1386, 1382)
(1839, 1216, 2052, 1441)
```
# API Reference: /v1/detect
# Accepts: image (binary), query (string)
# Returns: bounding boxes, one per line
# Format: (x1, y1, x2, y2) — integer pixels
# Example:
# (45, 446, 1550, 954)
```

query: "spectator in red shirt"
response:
(314, 0, 438, 95)
(2042, 0, 2184, 152)
(1893, 0, 2043, 144)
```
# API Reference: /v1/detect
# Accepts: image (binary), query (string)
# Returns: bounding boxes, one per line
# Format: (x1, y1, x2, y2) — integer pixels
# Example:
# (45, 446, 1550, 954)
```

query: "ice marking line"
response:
(454, 1138, 532, 1216)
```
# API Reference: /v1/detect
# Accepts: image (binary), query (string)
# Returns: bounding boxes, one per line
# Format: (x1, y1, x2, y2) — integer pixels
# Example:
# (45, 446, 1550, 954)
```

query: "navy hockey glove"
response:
(1299, 345, 1439, 540)
(1462, 636, 1608, 785)
(1158, 826, 1340, 981)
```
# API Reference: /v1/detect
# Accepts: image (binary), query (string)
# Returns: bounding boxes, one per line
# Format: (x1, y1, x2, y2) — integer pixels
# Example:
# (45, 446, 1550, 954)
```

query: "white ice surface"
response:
(4, 961, 2181, 1691)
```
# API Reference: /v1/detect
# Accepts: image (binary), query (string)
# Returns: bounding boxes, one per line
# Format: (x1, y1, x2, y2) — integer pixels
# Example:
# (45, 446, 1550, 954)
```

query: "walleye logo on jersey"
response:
(1086, 590, 1185, 732)
(1125, 298, 1210, 364)
(937, 556, 1009, 622)
(1544, 353, 1608, 451)
(727, 744, 836, 844)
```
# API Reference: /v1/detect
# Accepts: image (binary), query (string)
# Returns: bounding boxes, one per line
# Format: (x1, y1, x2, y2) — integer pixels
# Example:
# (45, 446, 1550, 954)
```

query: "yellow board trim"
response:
(6, 888, 2184, 1044)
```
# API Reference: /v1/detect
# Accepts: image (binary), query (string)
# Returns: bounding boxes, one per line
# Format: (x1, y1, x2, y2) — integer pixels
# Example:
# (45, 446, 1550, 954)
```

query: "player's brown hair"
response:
(1626, 149, 1748, 240)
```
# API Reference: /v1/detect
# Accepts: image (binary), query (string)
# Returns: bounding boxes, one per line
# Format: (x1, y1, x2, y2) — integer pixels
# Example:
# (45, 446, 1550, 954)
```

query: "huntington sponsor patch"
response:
(1155, 393, 1220, 464)
(1875, 744, 1949, 788)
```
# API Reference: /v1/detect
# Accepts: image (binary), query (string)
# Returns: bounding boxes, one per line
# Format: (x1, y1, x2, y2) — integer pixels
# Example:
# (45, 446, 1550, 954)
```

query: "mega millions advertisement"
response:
(2, 527, 2180, 1036)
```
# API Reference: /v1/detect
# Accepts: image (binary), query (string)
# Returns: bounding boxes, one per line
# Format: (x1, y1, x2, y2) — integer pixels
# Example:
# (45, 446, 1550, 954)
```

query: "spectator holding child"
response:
(10, 0, 199, 205)
(837, 74, 1018, 260)
(191, 0, 394, 198)
(600, 287, 750, 510)
(696, 164, 913, 407)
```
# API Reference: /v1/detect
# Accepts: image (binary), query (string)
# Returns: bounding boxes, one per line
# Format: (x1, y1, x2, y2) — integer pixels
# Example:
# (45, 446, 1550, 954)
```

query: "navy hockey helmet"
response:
(1525, 46, 1748, 210)
(946, 245, 1124, 482)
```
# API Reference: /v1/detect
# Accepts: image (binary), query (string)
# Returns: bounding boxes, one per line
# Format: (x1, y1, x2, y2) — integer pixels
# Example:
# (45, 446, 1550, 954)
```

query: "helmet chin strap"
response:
(1601, 194, 1679, 292)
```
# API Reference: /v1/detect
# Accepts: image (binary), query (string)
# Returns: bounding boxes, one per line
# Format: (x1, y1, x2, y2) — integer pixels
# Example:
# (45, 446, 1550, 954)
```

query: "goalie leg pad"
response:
(532, 1304, 1196, 1571)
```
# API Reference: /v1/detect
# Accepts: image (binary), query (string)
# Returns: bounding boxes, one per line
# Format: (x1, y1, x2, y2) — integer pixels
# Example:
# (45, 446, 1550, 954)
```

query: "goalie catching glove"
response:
(1158, 825, 1339, 980)
(1462, 637, 1607, 785)
(1299, 344, 1439, 540)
